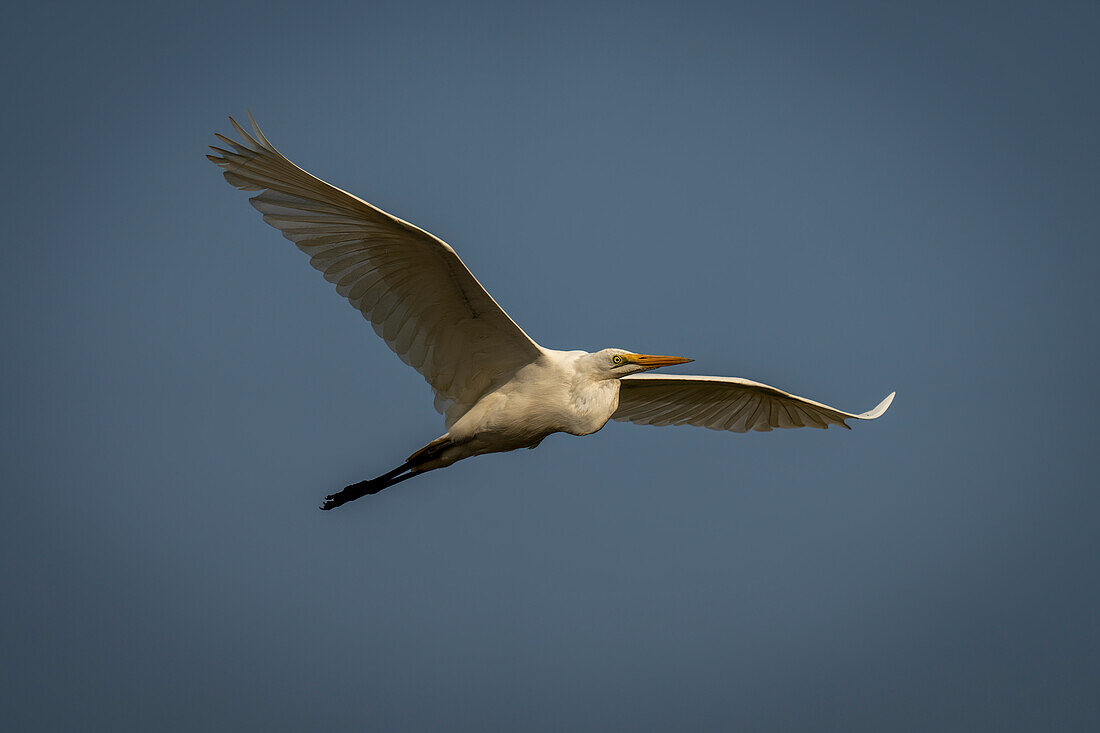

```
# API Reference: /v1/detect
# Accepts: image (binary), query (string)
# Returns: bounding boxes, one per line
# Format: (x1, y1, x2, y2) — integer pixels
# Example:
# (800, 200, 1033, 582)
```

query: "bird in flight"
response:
(208, 115, 894, 510)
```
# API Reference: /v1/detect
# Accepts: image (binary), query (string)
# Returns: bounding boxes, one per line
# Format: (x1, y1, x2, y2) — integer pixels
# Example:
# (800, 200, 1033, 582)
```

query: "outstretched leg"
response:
(320, 435, 463, 511)
(320, 462, 421, 510)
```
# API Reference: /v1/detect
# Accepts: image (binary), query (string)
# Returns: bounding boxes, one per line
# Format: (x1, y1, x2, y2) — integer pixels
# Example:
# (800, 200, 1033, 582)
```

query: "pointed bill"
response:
(628, 354, 694, 370)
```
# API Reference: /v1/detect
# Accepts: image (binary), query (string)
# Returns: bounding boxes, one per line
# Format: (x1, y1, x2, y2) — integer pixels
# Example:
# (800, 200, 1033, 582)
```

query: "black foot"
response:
(319, 466, 420, 510)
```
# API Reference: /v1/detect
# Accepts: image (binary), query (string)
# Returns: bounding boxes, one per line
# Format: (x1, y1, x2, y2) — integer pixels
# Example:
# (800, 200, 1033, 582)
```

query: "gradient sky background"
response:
(2, 1, 1098, 730)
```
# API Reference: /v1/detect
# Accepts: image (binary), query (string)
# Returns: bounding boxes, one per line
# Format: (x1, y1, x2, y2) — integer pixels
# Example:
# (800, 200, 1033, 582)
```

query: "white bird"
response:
(208, 116, 895, 510)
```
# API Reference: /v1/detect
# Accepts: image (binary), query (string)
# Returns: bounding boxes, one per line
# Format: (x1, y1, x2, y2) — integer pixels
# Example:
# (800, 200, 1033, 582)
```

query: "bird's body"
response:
(451, 350, 618, 446)
(208, 116, 895, 509)
(414, 350, 621, 469)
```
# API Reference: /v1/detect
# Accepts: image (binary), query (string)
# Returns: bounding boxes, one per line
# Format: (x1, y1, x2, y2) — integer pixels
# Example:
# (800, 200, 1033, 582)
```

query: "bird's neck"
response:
(566, 370, 621, 435)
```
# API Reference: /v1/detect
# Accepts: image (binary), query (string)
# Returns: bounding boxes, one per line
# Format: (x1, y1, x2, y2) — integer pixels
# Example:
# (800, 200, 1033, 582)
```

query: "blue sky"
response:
(2, 1, 1098, 730)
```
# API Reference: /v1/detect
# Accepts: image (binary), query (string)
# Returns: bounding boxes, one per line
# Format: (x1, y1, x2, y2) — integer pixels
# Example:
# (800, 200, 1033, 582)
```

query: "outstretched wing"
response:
(614, 374, 894, 432)
(208, 116, 543, 426)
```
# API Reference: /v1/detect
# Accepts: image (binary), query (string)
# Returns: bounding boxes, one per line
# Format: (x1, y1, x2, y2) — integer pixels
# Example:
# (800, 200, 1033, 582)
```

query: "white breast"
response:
(565, 374, 620, 435)
(448, 349, 620, 445)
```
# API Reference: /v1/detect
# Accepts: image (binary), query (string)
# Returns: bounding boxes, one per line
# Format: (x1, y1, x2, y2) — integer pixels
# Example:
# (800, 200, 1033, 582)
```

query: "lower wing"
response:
(614, 374, 894, 432)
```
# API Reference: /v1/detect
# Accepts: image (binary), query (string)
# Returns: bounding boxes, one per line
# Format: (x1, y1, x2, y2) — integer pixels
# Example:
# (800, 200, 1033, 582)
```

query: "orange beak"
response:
(629, 353, 694, 370)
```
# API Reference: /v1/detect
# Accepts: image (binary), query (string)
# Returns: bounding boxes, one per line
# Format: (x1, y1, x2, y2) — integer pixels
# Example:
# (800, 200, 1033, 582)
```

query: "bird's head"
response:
(585, 348, 694, 378)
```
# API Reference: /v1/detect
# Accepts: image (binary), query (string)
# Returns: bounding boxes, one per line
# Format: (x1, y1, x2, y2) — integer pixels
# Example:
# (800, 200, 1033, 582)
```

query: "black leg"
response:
(320, 463, 421, 510)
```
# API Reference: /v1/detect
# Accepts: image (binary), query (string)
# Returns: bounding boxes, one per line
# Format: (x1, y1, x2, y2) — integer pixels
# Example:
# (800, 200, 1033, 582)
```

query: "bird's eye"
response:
(613, 355, 624, 365)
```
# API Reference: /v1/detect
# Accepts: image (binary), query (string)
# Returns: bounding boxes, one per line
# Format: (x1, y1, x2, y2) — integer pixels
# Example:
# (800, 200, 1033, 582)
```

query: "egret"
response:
(208, 116, 895, 510)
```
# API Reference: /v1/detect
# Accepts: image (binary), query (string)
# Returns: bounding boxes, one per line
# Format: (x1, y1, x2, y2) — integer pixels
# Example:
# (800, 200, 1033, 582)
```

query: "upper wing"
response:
(208, 116, 543, 427)
(614, 374, 894, 432)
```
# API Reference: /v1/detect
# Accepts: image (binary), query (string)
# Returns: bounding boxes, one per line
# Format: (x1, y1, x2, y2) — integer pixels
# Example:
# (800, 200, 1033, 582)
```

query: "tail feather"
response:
(406, 435, 454, 465)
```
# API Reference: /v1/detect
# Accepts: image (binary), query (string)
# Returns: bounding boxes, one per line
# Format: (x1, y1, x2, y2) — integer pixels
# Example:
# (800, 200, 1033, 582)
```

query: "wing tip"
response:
(858, 391, 895, 420)
(208, 111, 277, 167)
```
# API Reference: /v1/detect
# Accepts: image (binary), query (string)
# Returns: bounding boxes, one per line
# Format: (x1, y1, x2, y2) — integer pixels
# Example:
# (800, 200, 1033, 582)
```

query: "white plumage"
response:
(208, 115, 895, 509)
(615, 375, 894, 432)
